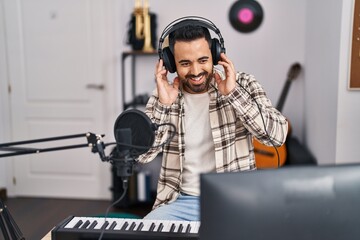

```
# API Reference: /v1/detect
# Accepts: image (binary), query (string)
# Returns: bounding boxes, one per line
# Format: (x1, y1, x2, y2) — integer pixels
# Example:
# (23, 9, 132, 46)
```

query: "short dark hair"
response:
(168, 25, 212, 53)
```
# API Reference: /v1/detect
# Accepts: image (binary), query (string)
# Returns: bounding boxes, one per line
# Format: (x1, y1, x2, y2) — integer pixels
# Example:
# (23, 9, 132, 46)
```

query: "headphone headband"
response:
(158, 16, 225, 59)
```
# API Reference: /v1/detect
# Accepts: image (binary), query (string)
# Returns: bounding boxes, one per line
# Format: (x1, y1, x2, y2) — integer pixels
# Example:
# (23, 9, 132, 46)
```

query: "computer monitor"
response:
(200, 164, 360, 240)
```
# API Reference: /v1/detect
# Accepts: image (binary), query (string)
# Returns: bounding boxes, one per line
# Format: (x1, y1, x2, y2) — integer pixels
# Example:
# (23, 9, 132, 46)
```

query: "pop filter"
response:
(113, 109, 156, 157)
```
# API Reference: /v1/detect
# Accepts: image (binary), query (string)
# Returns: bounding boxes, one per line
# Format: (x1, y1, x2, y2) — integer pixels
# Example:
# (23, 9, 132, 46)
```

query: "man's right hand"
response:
(155, 59, 180, 106)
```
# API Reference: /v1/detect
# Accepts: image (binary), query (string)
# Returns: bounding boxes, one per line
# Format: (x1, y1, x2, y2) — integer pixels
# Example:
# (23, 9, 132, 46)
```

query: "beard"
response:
(181, 70, 214, 94)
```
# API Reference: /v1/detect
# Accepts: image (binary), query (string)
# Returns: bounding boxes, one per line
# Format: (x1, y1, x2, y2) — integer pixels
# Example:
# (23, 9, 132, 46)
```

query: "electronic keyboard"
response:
(51, 216, 200, 240)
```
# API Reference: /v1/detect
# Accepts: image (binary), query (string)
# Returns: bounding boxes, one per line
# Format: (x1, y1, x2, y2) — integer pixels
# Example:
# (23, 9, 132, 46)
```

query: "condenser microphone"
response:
(111, 109, 157, 178)
(113, 109, 157, 157)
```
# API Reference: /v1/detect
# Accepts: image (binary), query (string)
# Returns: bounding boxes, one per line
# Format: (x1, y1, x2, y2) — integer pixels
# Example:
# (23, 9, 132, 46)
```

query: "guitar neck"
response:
(276, 79, 292, 112)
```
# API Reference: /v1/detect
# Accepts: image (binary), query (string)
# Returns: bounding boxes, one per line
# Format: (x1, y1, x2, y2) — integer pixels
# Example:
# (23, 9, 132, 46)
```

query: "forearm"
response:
(226, 73, 288, 146)
(137, 93, 173, 163)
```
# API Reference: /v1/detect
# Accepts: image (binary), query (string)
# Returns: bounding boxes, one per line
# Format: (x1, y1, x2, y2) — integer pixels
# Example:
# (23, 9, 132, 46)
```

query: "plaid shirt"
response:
(137, 71, 288, 209)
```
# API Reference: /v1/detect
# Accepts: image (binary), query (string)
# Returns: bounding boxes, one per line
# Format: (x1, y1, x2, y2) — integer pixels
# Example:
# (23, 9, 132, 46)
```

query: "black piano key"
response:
(149, 222, 156, 231)
(136, 222, 144, 231)
(128, 222, 137, 231)
(121, 221, 129, 231)
(178, 224, 183, 233)
(80, 220, 90, 229)
(157, 223, 164, 232)
(73, 220, 83, 229)
(186, 224, 192, 233)
(109, 221, 117, 230)
(100, 221, 109, 230)
(170, 223, 176, 232)
(88, 220, 97, 229)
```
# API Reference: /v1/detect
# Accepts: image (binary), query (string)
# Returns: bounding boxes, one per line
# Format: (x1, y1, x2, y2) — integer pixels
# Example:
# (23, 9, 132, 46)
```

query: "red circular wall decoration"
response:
(229, 0, 264, 33)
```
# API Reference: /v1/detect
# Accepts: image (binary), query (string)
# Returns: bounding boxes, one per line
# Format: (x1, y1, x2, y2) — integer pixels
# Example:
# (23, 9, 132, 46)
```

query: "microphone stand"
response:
(0, 133, 105, 158)
(0, 124, 155, 239)
(0, 200, 24, 240)
(0, 132, 115, 240)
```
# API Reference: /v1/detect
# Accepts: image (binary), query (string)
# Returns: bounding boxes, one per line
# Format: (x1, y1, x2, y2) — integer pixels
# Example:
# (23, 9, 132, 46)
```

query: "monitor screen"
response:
(200, 164, 360, 240)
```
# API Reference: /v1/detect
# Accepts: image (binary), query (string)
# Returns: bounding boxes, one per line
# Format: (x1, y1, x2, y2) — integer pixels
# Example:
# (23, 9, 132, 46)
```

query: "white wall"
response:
(305, 0, 360, 165)
(336, 0, 360, 164)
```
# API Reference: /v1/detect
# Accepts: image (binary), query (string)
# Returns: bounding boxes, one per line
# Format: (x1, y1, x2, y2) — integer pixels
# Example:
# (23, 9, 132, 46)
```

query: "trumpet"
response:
(133, 0, 154, 52)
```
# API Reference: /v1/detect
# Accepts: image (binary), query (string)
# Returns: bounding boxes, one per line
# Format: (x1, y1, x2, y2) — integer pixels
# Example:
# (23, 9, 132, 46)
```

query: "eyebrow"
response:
(178, 56, 210, 64)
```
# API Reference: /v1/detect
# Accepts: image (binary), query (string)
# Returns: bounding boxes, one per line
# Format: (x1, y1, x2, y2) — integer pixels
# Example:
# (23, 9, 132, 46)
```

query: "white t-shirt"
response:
(181, 91, 216, 196)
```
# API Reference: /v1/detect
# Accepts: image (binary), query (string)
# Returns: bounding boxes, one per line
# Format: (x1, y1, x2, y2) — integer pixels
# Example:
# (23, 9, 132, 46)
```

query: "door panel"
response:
(4, 0, 111, 199)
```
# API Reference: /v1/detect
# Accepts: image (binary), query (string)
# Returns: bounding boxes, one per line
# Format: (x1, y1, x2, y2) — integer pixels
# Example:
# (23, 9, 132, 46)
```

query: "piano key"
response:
(74, 220, 83, 229)
(186, 223, 191, 233)
(101, 220, 109, 230)
(136, 222, 144, 231)
(112, 219, 126, 230)
(108, 221, 117, 230)
(132, 219, 145, 231)
(80, 220, 90, 229)
(149, 222, 157, 231)
(140, 220, 153, 231)
(93, 218, 107, 230)
(178, 223, 183, 233)
(88, 220, 97, 229)
(120, 221, 129, 230)
(170, 223, 176, 232)
(64, 217, 83, 228)
(158, 222, 164, 232)
(189, 221, 201, 234)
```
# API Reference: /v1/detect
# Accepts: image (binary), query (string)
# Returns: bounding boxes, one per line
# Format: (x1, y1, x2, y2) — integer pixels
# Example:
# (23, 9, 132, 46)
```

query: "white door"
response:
(4, 0, 113, 199)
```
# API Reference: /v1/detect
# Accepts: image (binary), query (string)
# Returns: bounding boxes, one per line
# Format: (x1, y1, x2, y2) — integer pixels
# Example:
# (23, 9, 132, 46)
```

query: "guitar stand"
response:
(0, 199, 25, 240)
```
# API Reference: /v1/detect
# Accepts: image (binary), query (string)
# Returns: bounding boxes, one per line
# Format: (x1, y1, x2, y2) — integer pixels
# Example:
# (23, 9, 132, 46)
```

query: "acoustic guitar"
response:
(254, 63, 302, 169)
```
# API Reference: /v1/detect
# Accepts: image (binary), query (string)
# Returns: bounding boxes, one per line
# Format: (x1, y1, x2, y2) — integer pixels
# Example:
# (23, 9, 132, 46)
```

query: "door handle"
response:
(86, 84, 105, 90)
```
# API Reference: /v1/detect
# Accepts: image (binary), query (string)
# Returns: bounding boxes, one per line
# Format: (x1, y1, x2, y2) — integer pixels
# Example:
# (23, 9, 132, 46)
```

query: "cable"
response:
(236, 81, 281, 168)
(97, 178, 128, 240)
(108, 122, 177, 158)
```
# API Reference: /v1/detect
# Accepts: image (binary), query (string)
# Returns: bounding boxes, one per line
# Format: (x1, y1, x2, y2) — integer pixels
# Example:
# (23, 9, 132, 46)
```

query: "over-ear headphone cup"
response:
(162, 47, 176, 73)
(211, 38, 222, 65)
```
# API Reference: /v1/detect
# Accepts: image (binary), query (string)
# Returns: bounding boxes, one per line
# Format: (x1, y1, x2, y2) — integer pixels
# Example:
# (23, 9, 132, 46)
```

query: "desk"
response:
(42, 229, 52, 240)
(121, 50, 157, 110)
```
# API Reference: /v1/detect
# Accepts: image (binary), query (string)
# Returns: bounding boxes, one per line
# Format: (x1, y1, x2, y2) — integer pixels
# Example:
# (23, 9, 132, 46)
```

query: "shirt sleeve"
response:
(136, 89, 173, 164)
(225, 72, 289, 147)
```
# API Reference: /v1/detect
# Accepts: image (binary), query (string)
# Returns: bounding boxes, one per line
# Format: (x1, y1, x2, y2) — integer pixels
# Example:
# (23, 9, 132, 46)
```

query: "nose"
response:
(190, 63, 202, 76)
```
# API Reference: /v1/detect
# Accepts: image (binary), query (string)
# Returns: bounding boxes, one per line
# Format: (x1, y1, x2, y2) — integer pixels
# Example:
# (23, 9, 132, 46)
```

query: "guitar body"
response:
(254, 139, 287, 168)
(254, 63, 301, 169)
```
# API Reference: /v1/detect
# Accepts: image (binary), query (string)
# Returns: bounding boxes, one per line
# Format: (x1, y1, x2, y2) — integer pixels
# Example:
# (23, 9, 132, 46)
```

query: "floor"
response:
(1, 197, 152, 240)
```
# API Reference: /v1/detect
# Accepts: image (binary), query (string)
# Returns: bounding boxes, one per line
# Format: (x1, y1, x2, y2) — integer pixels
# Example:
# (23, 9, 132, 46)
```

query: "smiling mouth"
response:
(188, 73, 205, 84)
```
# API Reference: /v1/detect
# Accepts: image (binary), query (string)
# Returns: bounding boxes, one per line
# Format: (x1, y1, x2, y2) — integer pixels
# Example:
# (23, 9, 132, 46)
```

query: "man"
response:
(137, 17, 288, 221)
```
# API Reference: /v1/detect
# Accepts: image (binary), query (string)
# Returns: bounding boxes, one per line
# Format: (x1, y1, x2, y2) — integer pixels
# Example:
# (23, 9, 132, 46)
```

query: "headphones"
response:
(158, 16, 226, 73)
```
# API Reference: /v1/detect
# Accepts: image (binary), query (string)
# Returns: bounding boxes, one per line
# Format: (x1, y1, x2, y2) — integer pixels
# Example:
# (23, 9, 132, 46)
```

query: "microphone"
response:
(111, 109, 158, 178)
(113, 109, 157, 156)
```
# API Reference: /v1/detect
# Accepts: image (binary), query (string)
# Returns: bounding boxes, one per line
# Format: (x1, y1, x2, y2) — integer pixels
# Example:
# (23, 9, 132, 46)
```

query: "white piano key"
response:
(140, 220, 154, 231)
(189, 221, 201, 233)
(112, 218, 126, 230)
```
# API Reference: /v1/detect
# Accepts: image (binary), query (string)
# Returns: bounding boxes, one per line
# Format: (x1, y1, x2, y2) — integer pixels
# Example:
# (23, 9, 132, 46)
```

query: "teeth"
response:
(192, 76, 202, 81)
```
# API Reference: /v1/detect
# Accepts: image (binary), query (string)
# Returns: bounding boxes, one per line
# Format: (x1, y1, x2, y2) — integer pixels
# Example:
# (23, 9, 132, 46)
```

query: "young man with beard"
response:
(137, 17, 288, 221)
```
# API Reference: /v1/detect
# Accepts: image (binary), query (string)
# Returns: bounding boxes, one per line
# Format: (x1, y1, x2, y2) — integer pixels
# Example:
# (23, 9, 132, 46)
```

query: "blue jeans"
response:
(143, 193, 200, 221)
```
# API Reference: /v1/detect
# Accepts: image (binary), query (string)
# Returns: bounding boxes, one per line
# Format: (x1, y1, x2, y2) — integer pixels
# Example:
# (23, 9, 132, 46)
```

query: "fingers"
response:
(173, 77, 180, 89)
(218, 53, 235, 71)
(155, 59, 168, 83)
(214, 72, 222, 85)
